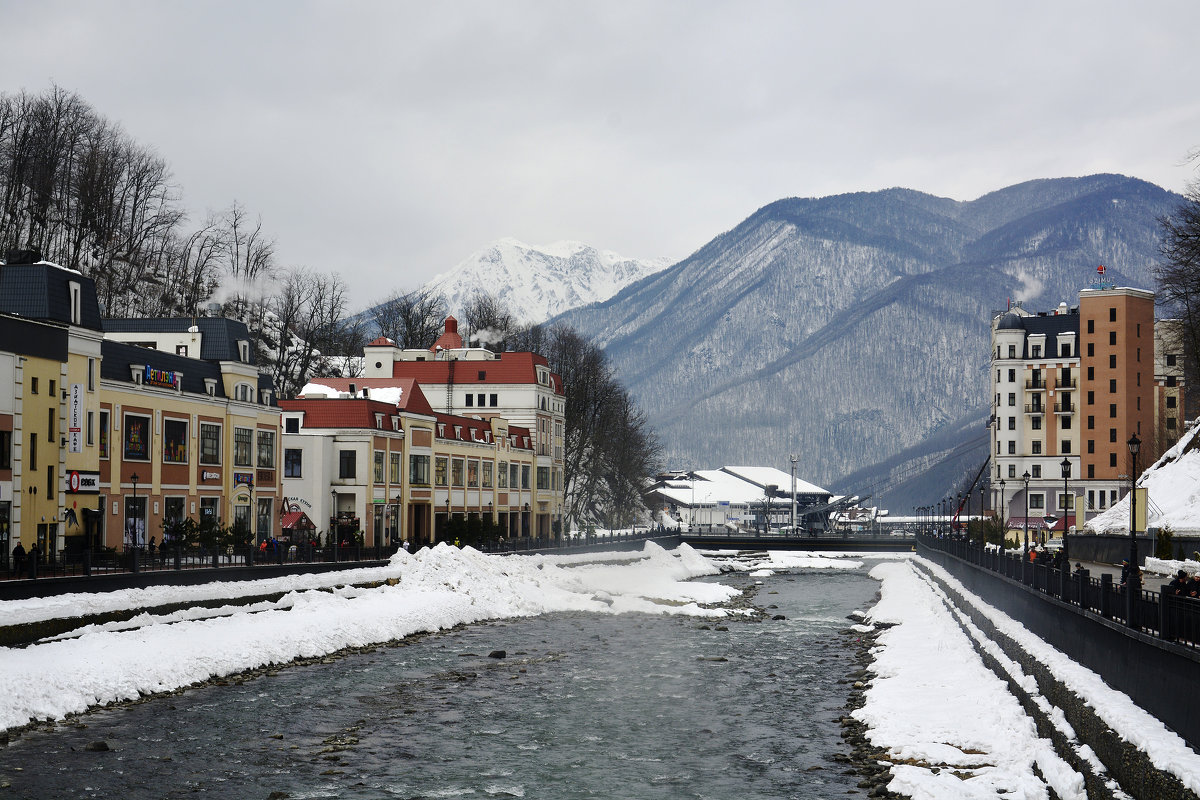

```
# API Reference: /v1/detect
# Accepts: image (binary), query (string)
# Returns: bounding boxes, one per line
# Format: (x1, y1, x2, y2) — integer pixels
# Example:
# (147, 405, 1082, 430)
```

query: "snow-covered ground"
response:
(2, 544, 1198, 799)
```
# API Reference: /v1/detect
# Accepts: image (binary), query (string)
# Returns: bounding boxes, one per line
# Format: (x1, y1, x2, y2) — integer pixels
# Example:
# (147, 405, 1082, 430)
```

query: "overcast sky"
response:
(4, 1, 1199, 309)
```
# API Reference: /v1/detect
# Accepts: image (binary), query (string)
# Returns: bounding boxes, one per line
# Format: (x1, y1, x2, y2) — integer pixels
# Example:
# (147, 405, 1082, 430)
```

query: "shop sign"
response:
(67, 470, 100, 494)
(234, 472, 254, 486)
(201, 470, 220, 481)
(144, 365, 180, 390)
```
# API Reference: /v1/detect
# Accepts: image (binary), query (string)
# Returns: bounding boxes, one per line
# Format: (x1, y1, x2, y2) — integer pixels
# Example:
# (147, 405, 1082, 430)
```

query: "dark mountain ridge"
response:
(554, 174, 1180, 511)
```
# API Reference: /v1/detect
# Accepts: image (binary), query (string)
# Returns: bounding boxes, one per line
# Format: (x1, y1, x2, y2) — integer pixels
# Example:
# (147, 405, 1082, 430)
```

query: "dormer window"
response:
(438, 423, 446, 437)
(454, 425, 463, 440)
(375, 413, 384, 429)
(131, 365, 145, 385)
(69, 281, 82, 326)
(204, 378, 218, 396)
(261, 389, 273, 405)
(391, 416, 400, 431)
(238, 340, 250, 362)
(235, 383, 254, 402)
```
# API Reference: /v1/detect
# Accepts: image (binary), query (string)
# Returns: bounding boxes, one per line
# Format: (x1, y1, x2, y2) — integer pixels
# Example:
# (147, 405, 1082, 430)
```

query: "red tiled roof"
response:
(432, 413, 534, 451)
(280, 389, 435, 429)
(432, 316, 463, 351)
(289, 378, 436, 416)
(281, 511, 316, 530)
(388, 351, 564, 395)
(367, 336, 396, 347)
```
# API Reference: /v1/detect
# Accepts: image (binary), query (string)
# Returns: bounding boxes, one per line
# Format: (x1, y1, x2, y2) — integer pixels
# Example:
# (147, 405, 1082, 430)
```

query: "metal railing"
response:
(919, 535, 1200, 650)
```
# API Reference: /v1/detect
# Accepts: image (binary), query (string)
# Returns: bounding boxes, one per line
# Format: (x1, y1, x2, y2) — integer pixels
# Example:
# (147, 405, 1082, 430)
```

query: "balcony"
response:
(1025, 379, 1046, 391)
(1055, 378, 1077, 389)
(1024, 404, 1044, 415)
(1054, 403, 1075, 415)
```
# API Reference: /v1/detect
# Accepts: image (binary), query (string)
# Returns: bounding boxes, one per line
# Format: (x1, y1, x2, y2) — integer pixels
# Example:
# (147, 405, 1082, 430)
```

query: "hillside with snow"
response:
(421, 237, 672, 324)
(1087, 420, 1200, 535)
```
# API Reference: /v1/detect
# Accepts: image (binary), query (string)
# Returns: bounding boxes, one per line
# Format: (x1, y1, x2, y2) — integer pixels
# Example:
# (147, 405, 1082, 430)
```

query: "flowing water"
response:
(0, 567, 881, 799)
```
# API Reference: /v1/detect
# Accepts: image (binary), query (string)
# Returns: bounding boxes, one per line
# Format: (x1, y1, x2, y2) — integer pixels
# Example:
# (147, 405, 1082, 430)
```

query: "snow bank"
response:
(0, 543, 735, 733)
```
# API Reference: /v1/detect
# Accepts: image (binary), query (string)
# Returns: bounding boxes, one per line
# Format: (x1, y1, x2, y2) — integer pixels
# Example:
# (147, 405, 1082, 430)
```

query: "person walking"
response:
(11, 542, 26, 576)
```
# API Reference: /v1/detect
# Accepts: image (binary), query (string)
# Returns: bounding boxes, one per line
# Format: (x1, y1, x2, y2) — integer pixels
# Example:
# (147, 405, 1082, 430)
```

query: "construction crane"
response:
(951, 459, 990, 533)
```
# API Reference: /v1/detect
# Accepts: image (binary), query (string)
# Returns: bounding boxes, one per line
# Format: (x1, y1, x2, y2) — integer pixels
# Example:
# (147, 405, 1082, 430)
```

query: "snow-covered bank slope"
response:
(0, 543, 729, 732)
(1088, 419, 1200, 535)
(862, 557, 1200, 799)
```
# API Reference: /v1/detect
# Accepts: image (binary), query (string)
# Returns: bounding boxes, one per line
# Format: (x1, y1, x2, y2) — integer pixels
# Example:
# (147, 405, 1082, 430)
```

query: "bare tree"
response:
(460, 289, 518, 351)
(371, 287, 448, 349)
(1156, 157, 1200, 415)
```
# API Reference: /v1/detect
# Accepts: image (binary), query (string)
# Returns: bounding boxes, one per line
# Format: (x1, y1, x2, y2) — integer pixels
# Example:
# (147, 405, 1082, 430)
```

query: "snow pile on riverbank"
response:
(0, 542, 734, 733)
(860, 558, 1200, 798)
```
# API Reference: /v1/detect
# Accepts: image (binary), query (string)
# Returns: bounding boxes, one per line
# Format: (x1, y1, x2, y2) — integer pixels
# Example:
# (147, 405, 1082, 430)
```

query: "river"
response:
(0, 564, 882, 799)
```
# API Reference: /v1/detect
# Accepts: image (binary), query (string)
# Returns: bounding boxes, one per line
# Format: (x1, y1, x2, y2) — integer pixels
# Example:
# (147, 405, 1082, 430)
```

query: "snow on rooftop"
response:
(297, 381, 405, 405)
(722, 465, 829, 495)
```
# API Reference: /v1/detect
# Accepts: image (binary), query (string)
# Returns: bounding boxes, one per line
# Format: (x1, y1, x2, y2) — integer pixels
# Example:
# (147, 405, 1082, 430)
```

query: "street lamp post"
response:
(129, 472, 140, 551)
(1127, 434, 1141, 627)
(956, 492, 962, 538)
(790, 453, 798, 535)
(978, 484, 986, 548)
(331, 489, 338, 562)
(1021, 470, 1031, 557)
(1060, 458, 1071, 567)
(999, 479, 1006, 545)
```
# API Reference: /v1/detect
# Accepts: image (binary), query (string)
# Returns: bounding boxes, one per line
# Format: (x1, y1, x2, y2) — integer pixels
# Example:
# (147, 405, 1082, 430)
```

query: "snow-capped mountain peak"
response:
(422, 237, 672, 324)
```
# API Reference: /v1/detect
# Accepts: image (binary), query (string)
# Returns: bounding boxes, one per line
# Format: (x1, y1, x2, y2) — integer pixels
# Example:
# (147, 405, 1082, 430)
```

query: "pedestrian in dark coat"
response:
(11, 542, 25, 575)
(1167, 570, 1190, 596)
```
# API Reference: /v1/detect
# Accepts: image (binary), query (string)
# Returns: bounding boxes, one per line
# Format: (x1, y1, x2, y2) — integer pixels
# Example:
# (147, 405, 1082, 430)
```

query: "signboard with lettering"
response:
(144, 365, 180, 390)
(69, 383, 83, 453)
(234, 472, 254, 486)
(201, 470, 220, 481)
(67, 470, 100, 494)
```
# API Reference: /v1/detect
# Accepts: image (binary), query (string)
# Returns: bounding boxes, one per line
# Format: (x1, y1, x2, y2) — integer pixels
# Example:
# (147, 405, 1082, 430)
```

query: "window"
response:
(390, 453, 402, 484)
(1007, 417, 1016, 430)
(1109, 331, 1117, 346)
(1168, 417, 1177, 430)
(1029, 493, 1045, 510)
(1032, 441, 1042, 454)
(285, 417, 300, 433)
(1087, 367, 1094, 380)
(30, 377, 38, 395)
(1168, 395, 1177, 408)
(284, 448, 302, 478)
(1109, 307, 1116, 322)
(1109, 404, 1117, 418)
(1110, 428, 1117, 443)
(1087, 415, 1094, 429)
(482, 461, 493, 488)
(510, 463, 519, 489)
(337, 449, 355, 479)
(234, 427, 253, 466)
(86, 410, 95, 447)
(1087, 343, 1094, 357)
(374, 450, 385, 483)
(451, 458, 465, 487)
(1109, 354, 1116, 369)
(1007, 464, 1016, 478)
(200, 423, 221, 465)
(47, 407, 55, 438)
(434, 456, 448, 486)
(409, 454, 430, 485)
(535, 466, 548, 489)
(29, 432, 37, 471)
(498, 461, 508, 489)
(1061, 440, 1071, 453)
(1110, 453, 1117, 467)
(1007, 393, 1016, 406)
(257, 498, 273, 540)
(99, 410, 110, 458)
(1087, 440, 1094, 454)
(467, 460, 479, 487)
(1167, 354, 1178, 366)
(1032, 345, 1041, 358)
(1005, 369, 1014, 382)
(1087, 391, 1094, 405)
(200, 496, 220, 519)
(163, 419, 188, 463)
(0, 430, 10, 470)
(1008, 345, 1016, 358)
(256, 431, 275, 468)
(164, 497, 185, 526)
(1168, 376, 1177, 387)
(1087, 319, 1095, 334)
(489, 393, 498, 407)
(1007, 441, 1015, 454)
(124, 414, 151, 461)
(1032, 416, 1042, 430)
(1062, 417, 1071, 430)
(1032, 465, 1041, 478)
(521, 465, 531, 489)
(477, 393, 485, 407)
(465, 394, 474, 407)
(88, 358, 96, 391)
